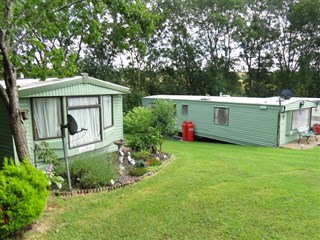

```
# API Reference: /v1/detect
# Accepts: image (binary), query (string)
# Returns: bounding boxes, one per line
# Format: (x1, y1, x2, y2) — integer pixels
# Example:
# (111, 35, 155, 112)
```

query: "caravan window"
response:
(292, 108, 310, 130)
(67, 97, 102, 148)
(32, 98, 62, 140)
(181, 105, 188, 115)
(214, 107, 229, 126)
(103, 95, 113, 129)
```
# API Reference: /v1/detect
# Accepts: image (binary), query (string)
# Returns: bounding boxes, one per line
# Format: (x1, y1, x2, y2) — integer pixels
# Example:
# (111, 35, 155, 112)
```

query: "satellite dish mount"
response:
(60, 114, 80, 192)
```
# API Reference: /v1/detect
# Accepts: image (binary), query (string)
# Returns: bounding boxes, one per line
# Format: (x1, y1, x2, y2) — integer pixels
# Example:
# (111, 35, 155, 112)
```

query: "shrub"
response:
(35, 141, 58, 165)
(134, 160, 147, 168)
(35, 141, 64, 190)
(126, 135, 145, 152)
(0, 158, 48, 238)
(124, 107, 153, 134)
(129, 167, 148, 176)
(149, 100, 177, 152)
(56, 152, 118, 189)
(132, 150, 150, 161)
(126, 131, 159, 152)
(124, 106, 160, 151)
(145, 158, 162, 166)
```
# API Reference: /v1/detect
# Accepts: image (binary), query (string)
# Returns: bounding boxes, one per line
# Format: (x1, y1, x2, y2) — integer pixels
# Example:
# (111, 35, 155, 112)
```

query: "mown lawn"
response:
(24, 140, 320, 240)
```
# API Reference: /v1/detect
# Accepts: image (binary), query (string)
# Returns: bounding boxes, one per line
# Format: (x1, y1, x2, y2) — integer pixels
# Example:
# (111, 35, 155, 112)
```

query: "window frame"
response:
(102, 95, 114, 129)
(32, 97, 63, 140)
(173, 103, 177, 117)
(67, 96, 102, 149)
(214, 107, 229, 126)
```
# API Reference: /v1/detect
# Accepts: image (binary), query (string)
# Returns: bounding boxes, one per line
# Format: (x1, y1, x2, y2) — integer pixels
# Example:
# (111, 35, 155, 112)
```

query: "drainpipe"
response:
(310, 101, 319, 127)
(277, 98, 286, 147)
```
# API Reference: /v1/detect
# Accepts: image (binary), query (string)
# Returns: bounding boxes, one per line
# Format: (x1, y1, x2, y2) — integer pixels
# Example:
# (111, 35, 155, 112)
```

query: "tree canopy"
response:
(80, 0, 320, 111)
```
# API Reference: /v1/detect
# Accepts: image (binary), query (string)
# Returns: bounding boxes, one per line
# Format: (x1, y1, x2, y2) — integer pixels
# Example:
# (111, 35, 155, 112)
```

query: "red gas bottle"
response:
(182, 121, 188, 141)
(187, 121, 194, 142)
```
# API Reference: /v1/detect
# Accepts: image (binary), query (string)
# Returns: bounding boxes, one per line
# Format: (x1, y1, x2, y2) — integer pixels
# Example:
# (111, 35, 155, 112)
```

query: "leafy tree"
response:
(288, 0, 320, 96)
(191, 0, 243, 95)
(150, 99, 177, 152)
(0, 0, 155, 161)
(235, 0, 278, 96)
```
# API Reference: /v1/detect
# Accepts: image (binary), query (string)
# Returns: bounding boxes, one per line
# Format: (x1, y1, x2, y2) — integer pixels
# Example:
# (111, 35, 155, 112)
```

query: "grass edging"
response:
(54, 154, 174, 197)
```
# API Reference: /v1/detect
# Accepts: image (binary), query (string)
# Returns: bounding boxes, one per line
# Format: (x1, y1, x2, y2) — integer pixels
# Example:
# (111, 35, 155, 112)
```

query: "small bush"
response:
(129, 167, 148, 176)
(35, 141, 58, 165)
(0, 158, 48, 238)
(126, 135, 145, 152)
(134, 160, 147, 168)
(124, 106, 160, 151)
(55, 152, 118, 189)
(126, 133, 159, 152)
(145, 158, 162, 166)
(35, 141, 64, 190)
(132, 150, 150, 161)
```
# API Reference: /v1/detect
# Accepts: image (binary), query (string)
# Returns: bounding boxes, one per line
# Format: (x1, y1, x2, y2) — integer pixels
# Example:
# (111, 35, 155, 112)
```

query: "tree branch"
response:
(8, 0, 86, 53)
(52, 0, 85, 15)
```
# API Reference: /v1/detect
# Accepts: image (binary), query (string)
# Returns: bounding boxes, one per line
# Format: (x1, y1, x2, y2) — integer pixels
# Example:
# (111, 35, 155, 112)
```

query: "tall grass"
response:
(55, 151, 118, 189)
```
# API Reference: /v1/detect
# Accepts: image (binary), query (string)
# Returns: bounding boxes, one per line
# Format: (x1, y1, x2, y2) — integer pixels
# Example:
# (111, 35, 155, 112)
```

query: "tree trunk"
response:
(5, 68, 30, 161)
(9, 109, 31, 161)
(0, 28, 30, 161)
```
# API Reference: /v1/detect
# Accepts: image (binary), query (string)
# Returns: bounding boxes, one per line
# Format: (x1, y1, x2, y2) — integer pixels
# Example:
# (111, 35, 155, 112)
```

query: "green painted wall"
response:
(31, 94, 123, 165)
(178, 101, 279, 147)
(0, 99, 14, 161)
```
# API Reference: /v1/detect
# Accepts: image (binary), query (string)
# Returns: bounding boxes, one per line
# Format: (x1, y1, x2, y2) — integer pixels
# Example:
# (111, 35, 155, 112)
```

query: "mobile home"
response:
(142, 95, 320, 147)
(0, 74, 129, 164)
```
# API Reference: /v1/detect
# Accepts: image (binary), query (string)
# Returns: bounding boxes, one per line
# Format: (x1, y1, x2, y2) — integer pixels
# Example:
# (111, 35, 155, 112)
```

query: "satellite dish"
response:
(280, 89, 293, 100)
(67, 114, 78, 135)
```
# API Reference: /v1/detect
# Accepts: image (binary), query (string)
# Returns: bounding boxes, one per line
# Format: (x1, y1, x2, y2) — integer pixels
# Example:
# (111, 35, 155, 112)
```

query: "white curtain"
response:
(33, 98, 61, 139)
(103, 96, 112, 128)
(68, 97, 99, 107)
(292, 108, 310, 129)
(214, 108, 229, 125)
(68, 97, 101, 148)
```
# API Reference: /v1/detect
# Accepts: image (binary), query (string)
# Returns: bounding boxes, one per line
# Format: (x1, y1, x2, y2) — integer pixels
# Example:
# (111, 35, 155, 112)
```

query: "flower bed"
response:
(56, 152, 173, 196)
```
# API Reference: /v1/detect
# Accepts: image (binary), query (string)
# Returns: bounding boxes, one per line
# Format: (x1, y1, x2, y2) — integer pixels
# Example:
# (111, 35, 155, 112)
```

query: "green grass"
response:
(24, 140, 320, 240)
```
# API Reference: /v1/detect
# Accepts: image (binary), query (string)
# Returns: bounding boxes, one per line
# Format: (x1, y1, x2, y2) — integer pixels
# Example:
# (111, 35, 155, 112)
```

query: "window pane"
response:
(214, 108, 229, 125)
(181, 105, 188, 115)
(292, 109, 310, 129)
(68, 108, 101, 148)
(103, 96, 112, 128)
(67, 97, 101, 148)
(33, 98, 61, 139)
(68, 97, 99, 107)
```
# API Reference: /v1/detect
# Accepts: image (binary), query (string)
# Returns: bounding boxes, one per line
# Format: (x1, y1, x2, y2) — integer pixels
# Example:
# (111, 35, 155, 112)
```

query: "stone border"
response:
(54, 154, 174, 197)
